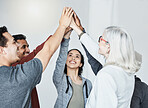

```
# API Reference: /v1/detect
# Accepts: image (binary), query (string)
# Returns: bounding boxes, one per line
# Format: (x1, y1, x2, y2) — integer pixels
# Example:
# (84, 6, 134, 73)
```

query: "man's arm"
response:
(35, 7, 73, 72)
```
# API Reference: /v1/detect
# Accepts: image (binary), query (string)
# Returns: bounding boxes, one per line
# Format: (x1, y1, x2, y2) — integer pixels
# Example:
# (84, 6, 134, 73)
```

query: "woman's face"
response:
(98, 35, 110, 57)
(66, 50, 82, 69)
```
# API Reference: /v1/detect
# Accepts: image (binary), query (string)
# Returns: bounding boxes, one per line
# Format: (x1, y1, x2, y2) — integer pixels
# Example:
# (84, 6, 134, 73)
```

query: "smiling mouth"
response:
(23, 52, 29, 55)
(25, 53, 29, 55)
(69, 61, 76, 64)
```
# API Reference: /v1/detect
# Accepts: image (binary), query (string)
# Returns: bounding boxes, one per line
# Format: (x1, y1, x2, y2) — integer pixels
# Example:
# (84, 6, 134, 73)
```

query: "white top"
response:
(80, 33, 135, 108)
(86, 65, 134, 108)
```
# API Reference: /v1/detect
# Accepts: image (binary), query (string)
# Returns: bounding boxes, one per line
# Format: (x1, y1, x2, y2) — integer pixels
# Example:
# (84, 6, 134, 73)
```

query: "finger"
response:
(68, 8, 73, 17)
(73, 10, 76, 14)
(75, 13, 80, 23)
(73, 12, 78, 21)
(71, 17, 74, 22)
(69, 11, 74, 18)
(67, 7, 73, 16)
(75, 13, 79, 19)
(62, 7, 66, 15)
(74, 12, 77, 19)
(65, 7, 70, 15)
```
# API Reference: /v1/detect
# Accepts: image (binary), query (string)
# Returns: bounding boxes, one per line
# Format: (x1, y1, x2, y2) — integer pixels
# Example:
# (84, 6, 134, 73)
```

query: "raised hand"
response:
(70, 10, 84, 36)
(73, 12, 84, 31)
(70, 15, 77, 29)
(59, 7, 74, 29)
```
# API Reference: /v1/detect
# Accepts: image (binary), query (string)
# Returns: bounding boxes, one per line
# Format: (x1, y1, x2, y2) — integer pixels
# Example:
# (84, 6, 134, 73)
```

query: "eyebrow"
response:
(21, 44, 29, 48)
(69, 53, 80, 56)
(76, 54, 80, 56)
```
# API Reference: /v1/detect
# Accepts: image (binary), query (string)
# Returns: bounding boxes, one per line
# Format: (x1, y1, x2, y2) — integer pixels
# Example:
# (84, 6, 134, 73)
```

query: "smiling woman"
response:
(52, 36, 92, 108)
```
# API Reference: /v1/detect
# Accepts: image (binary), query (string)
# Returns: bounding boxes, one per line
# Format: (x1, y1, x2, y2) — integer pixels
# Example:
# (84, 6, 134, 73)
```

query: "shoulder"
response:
(26, 58, 42, 66)
(101, 65, 122, 72)
(95, 66, 121, 85)
(82, 76, 92, 87)
(98, 65, 117, 76)
(99, 65, 127, 78)
(16, 58, 43, 74)
(135, 77, 148, 90)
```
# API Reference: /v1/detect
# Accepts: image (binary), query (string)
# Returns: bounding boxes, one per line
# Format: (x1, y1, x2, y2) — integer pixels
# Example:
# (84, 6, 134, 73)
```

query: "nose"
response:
(16, 42, 19, 47)
(26, 47, 30, 53)
(72, 56, 75, 60)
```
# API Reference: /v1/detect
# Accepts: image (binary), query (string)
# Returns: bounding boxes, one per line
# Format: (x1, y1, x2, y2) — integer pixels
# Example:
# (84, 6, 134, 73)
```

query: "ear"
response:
(0, 46, 6, 55)
(107, 44, 110, 54)
(0, 46, 3, 55)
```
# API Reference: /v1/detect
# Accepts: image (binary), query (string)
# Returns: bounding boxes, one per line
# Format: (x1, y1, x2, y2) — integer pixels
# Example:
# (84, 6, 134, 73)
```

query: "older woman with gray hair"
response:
(70, 14, 141, 108)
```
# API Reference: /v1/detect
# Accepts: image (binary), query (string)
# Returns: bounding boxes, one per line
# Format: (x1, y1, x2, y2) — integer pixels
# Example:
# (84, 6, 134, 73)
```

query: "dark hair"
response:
(12, 34, 26, 41)
(0, 26, 8, 47)
(64, 49, 84, 76)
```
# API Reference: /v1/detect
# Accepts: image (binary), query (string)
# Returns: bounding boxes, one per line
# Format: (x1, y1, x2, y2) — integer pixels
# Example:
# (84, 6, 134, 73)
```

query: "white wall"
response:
(117, 0, 148, 84)
(88, 0, 148, 84)
(0, 0, 148, 107)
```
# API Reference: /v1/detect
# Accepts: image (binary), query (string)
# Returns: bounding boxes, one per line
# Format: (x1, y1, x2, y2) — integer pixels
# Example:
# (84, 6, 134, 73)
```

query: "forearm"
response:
(53, 38, 69, 86)
(35, 25, 66, 72)
(82, 44, 103, 75)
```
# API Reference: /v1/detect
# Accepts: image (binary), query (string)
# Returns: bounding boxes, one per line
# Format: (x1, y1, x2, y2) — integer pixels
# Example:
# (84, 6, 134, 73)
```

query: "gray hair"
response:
(104, 26, 141, 73)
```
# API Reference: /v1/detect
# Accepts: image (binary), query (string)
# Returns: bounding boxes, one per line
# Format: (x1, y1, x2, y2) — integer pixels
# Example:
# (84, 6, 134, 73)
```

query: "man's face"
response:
(2, 32, 20, 64)
(16, 39, 30, 59)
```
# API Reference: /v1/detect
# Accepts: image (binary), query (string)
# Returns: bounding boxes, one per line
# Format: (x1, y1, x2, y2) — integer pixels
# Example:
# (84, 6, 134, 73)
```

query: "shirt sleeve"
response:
(80, 33, 105, 65)
(52, 38, 70, 89)
(15, 58, 43, 88)
(86, 71, 117, 108)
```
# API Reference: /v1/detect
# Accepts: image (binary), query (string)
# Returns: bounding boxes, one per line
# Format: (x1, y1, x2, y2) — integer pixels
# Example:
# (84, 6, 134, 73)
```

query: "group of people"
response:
(0, 7, 148, 108)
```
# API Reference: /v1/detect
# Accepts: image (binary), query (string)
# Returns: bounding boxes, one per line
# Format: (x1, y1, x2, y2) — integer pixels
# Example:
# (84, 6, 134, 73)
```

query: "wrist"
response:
(59, 24, 67, 29)
(78, 32, 85, 39)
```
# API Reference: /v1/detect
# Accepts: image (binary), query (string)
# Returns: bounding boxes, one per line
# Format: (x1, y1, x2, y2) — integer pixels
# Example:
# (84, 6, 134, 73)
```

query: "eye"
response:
(76, 55, 80, 58)
(22, 45, 26, 49)
(68, 54, 72, 57)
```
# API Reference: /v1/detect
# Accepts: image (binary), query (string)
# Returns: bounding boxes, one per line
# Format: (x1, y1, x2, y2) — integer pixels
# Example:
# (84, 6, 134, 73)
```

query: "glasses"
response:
(98, 36, 109, 44)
